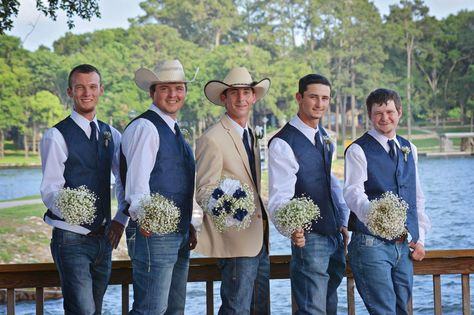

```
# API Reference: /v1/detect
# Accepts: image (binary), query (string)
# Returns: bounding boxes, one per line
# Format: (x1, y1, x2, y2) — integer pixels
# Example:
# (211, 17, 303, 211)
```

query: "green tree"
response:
(386, 0, 429, 139)
(132, 0, 241, 48)
(1, 0, 101, 34)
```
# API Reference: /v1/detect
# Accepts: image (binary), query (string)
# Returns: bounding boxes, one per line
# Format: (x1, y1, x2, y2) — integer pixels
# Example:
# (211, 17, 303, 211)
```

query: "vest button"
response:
(257, 214, 262, 219)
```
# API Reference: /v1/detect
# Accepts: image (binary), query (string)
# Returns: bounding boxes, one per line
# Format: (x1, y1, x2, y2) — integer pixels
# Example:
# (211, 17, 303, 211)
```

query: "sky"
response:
(6, 0, 474, 51)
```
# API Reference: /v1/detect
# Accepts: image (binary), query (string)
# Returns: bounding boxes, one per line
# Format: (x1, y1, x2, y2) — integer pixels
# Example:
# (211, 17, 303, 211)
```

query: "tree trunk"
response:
(23, 133, 29, 158)
(0, 129, 4, 158)
(470, 112, 473, 132)
(326, 102, 332, 131)
(32, 122, 38, 153)
(406, 35, 414, 141)
(336, 92, 340, 140)
(341, 94, 347, 147)
(460, 101, 465, 125)
(351, 57, 357, 140)
(214, 29, 221, 48)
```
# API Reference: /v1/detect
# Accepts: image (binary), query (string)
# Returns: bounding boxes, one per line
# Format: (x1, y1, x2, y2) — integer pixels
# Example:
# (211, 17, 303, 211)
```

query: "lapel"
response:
(220, 115, 255, 186)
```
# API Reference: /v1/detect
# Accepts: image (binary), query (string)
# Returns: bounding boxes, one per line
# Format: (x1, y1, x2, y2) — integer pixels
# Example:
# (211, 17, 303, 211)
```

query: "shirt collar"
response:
(71, 110, 98, 135)
(368, 128, 400, 151)
(225, 113, 249, 138)
(289, 115, 320, 145)
(149, 104, 178, 133)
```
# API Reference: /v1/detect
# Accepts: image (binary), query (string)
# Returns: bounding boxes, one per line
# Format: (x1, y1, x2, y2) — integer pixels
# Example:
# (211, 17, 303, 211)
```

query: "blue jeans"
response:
(348, 232, 413, 315)
(50, 227, 112, 315)
(126, 221, 190, 315)
(290, 232, 346, 315)
(217, 245, 270, 315)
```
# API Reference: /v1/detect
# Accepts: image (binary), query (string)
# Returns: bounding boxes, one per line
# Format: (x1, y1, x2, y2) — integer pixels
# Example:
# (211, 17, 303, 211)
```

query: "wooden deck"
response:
(1, 249, 473, 314)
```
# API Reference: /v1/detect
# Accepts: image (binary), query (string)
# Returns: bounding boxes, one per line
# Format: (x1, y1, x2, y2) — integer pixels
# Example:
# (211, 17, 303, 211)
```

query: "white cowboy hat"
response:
(134, 59, 199, 91)
(204, 67, 271, 106)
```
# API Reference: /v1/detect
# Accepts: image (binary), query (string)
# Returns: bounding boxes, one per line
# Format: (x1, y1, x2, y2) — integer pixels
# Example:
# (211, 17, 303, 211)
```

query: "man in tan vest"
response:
(195, 67, 271, 314)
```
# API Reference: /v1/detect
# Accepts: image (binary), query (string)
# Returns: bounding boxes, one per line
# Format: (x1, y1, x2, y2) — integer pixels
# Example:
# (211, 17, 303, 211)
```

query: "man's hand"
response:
(409, 241, 426, 261)
(189, 224, 197, 250)
(139, 226, 152, 237)
(107, 220, 125, 249)
(340, 226, 349, 255)
(291, 228, 305, 248)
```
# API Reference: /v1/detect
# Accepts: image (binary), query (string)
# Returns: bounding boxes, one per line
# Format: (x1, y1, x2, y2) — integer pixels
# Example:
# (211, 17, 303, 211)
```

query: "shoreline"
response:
(0, 163, 41, 169)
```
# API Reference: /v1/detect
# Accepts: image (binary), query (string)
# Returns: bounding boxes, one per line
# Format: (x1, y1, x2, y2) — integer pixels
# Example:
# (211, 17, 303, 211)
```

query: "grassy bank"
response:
(0, 201, 129, 264)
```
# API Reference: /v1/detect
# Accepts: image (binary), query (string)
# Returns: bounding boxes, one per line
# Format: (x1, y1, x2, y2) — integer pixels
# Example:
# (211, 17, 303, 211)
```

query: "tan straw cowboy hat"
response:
(204, 67, 271, 106)
(134, 59, 199, 91)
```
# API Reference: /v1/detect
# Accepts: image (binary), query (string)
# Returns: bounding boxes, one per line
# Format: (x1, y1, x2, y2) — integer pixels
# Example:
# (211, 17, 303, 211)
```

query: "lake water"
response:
(1, 156, 474, 314)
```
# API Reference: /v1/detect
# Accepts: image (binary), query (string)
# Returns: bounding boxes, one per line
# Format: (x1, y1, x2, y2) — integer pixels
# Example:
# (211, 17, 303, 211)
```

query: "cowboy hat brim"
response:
(134, 67, 198, 91)
(204, 78, 271, 106)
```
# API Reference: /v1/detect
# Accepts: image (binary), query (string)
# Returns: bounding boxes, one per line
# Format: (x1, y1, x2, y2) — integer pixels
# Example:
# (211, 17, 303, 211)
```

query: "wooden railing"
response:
(1, 249, 473, 315)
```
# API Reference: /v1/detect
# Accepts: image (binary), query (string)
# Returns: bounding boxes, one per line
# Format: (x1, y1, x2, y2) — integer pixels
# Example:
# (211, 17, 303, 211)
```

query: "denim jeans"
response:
(290, 232, 346, 315)
(217, 245, 270, 315)
(348, 232, 413, 315)
(126, 220, 190, 315)
(50, 227, 112, 315)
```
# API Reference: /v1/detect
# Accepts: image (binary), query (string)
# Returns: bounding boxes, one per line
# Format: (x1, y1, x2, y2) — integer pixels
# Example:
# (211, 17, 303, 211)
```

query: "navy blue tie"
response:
(243, 129, 257, 185)
(90, 122, 98, 150)
(388, 139, 397, 163)
(314, 131, 324, 156)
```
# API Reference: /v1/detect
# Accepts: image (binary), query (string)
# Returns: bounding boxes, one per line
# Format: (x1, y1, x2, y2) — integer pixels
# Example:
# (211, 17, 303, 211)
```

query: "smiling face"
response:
(150, 83, 186, 119)
(67, 71, 104, 121)
(296, 83, 331, 129)
(370, 100, 402, 138)
(221, 87, 256, 127)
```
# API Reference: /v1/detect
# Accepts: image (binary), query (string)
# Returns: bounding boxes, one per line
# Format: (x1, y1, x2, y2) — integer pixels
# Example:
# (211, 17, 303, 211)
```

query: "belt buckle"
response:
(395, 233, 407, 243)
(88, 225, 106, 236)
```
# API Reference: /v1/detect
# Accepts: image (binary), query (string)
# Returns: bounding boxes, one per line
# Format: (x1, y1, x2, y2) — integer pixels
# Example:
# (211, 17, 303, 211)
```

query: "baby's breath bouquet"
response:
(55, 185, 97, 225)
(367, 191, 408, 240)
(137, 193, 181, 235)
(274, 196, 321, 238)
(206, 178, 255, 232)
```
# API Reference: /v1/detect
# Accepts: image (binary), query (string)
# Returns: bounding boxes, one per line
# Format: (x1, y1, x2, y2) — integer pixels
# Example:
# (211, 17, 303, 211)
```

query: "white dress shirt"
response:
(121, 104, 201, 227)
(268, 115, 350, 235)
(226, 113, 250, 139)
(40, 110, 128, 234)
(343, 128, 431, 244)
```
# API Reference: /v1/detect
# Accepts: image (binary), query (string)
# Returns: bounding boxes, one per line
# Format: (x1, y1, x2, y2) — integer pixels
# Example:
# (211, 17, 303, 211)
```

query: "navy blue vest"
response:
(347, 132, 419, 242)
(120, 110, 195, 233)
(270, 123, 340, 235)
(44, 117, 114, 232)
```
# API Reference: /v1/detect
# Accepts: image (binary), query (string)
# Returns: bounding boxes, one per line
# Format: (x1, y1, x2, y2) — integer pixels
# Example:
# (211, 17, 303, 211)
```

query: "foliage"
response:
(0, 0, 100, 34)
(0, 0, 473, 152)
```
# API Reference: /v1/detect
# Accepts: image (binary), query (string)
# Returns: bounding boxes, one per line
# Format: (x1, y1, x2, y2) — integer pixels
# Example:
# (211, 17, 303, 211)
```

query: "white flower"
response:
(254, 125, 264, 139)
(137, 193, 180, 235)
(401, 146, 411, 162)
(55, 186, 97, 225)
(104, 131, 112, 148)
(206, 178, 255, 232)
(367, 191, 408, 240)
(274, 196, 321, 238)
(322, 135, 333, 151)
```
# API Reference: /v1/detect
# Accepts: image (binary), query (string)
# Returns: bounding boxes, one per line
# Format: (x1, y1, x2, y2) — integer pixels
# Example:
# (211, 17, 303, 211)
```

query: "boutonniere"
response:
(401, 146, 411, 162)
(254, 125, 264, 140)
(322, 135, 333, 151)
(104, 131, 112, 148)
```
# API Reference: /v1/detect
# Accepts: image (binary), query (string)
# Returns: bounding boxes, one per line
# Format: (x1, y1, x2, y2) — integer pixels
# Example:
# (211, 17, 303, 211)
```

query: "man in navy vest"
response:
(40, 64, 128, 314)
(344, 88, 431, 314)
(121, 60, 197, 314)
(268, 74, 350, 314)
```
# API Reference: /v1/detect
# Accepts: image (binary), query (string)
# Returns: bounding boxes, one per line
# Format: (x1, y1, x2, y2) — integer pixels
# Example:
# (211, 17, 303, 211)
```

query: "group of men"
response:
(40, 60, 430, 315)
